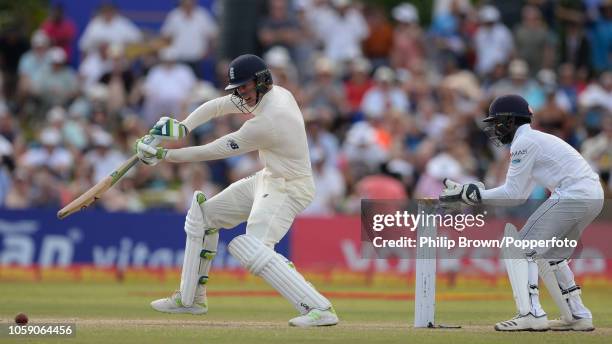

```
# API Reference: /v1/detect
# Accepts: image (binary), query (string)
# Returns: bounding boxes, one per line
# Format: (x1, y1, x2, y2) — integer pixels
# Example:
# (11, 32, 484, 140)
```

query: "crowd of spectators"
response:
(0, 0, 610, 215)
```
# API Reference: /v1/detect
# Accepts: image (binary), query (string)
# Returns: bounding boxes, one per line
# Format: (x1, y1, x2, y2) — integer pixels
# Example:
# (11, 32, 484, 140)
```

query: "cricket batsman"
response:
(439, 94, 603, 331)
(134, 54, 338, 327)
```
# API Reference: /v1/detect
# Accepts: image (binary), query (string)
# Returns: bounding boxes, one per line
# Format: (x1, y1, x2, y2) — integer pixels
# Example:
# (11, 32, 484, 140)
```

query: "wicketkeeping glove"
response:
(149, 116, 188, 140)
(135, 135, 167, 166)
(439, 178, 484, 206)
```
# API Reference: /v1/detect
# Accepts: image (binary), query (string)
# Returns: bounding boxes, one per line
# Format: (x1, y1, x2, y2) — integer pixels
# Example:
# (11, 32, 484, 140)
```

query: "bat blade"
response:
(57, 155, 140, 219)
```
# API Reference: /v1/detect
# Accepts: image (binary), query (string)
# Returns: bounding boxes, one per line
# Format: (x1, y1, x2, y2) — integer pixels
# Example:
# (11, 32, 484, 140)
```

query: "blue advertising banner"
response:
(0, 209, 289, 269)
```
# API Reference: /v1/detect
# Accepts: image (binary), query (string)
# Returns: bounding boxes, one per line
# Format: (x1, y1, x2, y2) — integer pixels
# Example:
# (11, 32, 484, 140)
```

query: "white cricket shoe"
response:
(289, 308, 339, 327)
(549, 317, 594, 331)
(494, 313, 549, 331)
(150, 290, 208, 315)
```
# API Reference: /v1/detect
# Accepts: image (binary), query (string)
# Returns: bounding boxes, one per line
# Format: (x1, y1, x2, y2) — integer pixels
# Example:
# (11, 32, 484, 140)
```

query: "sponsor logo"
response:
(227, 139, 239, 150)
(468, 190, 478, 201)
(511, 149, 527, 157)
(512, 158, 522, 164)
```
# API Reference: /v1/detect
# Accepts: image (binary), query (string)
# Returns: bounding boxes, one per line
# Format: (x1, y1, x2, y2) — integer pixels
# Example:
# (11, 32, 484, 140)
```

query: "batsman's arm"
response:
(181, 95, 235, 131)
(166, 116, 274, 163)
(57, 155, 139, 219)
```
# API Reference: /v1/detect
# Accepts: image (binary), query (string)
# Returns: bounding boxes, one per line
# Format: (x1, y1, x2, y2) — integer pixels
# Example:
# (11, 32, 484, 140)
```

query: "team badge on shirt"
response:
(227, 139, 239, 150)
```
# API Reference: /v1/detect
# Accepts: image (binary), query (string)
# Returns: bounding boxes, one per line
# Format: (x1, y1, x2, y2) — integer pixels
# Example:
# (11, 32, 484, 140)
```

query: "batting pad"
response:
(502, 223, 531, 315)
(538, 259, 573, 322)
(228, 234, 331, 314)
(197, 228, 219, 285)
(180, 192, 207, 307)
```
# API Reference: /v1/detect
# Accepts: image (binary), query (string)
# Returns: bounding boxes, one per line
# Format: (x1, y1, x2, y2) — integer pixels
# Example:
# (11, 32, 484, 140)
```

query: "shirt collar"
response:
(251, 86, 274, 115)
(513, 123, 531, 141)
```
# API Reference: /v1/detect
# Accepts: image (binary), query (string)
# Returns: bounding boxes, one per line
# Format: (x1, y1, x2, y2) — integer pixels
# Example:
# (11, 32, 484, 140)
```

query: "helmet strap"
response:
(229, 70, 272, 114)
(497, 117, 517, 144)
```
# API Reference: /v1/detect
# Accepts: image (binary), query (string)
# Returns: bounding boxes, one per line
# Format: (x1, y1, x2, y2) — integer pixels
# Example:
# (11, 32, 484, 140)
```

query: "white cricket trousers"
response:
(518, 178, 604, 259)
(200, 170, 315, 247)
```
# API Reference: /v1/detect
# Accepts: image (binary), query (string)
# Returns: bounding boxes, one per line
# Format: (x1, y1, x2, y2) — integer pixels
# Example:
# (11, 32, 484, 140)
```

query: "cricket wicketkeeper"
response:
(135, 54, 338, 327)
(440, 94, 603, 331)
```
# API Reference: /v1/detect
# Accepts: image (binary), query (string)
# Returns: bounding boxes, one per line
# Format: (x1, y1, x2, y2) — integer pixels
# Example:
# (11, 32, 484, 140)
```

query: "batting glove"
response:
(439, 179, 484, 206)
(149, 116, 188, 140)
(135, 135, 167, 166)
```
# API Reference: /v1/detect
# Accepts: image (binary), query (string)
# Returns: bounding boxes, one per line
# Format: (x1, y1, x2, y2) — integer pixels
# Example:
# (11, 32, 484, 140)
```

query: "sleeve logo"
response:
(227, 139, 239, 150)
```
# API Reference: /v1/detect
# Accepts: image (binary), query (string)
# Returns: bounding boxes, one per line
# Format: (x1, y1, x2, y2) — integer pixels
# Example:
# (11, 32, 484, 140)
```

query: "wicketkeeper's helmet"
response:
(483, 94, 533, 146)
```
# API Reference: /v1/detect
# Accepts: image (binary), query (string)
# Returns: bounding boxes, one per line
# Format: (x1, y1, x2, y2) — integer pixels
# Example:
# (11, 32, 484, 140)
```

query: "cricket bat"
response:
(57, 155, 140, 219)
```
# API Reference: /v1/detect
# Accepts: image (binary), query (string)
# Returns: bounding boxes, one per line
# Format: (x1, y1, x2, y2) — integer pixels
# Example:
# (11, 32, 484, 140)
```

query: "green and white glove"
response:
(149, 116, 189, 140)
(135, 135, 167, 166)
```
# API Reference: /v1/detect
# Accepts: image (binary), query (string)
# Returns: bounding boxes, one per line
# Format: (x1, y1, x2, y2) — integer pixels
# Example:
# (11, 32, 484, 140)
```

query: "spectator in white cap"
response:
(34, 47, 78, 108)
(17, 30, 51, 96)
(474, 5, 513, 76)
(20, 127, 73, 177)
(393, 2, 419, 23)
(390, 3, 425, 70)
(85, 129, 127, 183)
(360, 66, 409, 119)
(142, 48, 197, 125)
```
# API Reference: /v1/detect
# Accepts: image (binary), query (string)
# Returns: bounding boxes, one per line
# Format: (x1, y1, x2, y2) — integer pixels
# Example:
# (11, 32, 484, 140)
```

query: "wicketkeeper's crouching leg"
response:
(228, 234, 338, 327)
(151, 191, 218, 314)
(538, 259, 594, 331)
(495, 224, 549, 331)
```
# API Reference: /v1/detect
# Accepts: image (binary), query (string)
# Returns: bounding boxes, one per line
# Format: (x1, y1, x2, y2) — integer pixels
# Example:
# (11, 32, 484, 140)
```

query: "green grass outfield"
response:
(1, 279, 611, 344)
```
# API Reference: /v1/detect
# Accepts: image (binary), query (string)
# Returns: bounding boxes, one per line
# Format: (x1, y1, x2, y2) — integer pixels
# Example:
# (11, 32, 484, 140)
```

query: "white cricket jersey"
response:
(481, 124, 601, 204)
(166, 86, 313, 180)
